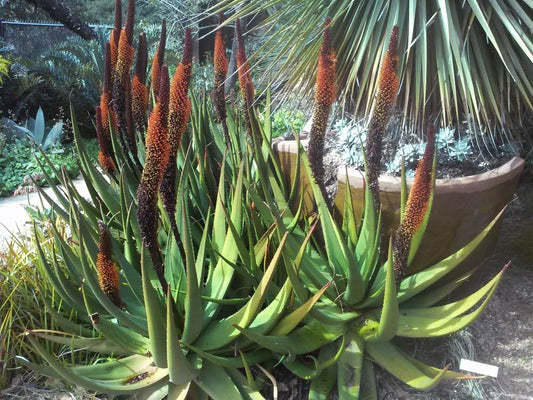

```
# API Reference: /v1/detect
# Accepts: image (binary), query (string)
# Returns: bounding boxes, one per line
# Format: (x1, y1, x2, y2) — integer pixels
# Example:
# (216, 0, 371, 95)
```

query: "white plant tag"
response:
(459, 359, 499, 377)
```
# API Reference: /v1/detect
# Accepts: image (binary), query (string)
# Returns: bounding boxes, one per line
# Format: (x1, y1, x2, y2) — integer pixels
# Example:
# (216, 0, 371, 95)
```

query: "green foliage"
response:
(0, 55, 10, 85)
(3, 107, 64, 150)
(0, 225, 57, 390)
(0, 29, 108, 132)
(264, 107, 306, 138)
(15, 8, 509, 400)
(0, 139, 80, 196)
(213, 0, 533, 154)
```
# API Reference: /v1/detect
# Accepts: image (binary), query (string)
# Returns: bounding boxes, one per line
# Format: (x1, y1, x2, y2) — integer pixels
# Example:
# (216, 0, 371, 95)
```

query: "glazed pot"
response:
(273, 139, 525, 278)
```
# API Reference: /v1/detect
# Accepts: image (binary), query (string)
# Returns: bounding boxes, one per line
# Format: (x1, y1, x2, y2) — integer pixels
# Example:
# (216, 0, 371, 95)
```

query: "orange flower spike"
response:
(111, 27, 135, 141)
(137, 65, 170, 289)
(168, 64, 192, 153)
(132, 33, 148, 132)
(213, 13, 228, 124)
(372, 25, 400, 133)
(151, 20, 167, 99)
(96, 106, 115, 175)
(393, 124, 436, 283)
(308, 17, 337, 195)
(125, 0, 134, 45)
(97, 221, 123, 308)
(110, 0, 122, 70)
(100, 43, 113, 134)
(402, 124, 436, 235)
(142, 65, 170, 189)
(160, 29, 194, 237)
(366, 25, 400, 210)
(235, 18, 254, 104)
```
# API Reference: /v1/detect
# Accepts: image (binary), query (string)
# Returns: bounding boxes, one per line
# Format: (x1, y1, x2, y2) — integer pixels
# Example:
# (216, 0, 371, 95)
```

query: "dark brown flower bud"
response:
(150, 20, 166, 99)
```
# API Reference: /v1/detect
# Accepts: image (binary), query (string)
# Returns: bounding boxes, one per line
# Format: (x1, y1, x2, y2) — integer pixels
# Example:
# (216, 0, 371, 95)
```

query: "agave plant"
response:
(2, 106, 63, 150)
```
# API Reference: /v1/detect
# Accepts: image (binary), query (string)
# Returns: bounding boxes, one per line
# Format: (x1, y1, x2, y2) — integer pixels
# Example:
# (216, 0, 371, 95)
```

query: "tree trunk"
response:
(25, 0, 97, 40)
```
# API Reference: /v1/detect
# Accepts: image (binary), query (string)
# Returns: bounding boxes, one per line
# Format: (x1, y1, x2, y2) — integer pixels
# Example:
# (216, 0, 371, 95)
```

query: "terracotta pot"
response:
(273, 139, 525, 278)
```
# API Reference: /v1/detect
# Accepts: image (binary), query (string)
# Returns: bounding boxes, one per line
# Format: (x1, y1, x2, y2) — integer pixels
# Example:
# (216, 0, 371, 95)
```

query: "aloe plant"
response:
(17, 4, 510, 400)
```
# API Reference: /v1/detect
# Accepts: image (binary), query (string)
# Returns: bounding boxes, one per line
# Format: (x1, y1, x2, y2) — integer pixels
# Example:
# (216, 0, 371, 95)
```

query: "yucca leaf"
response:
(203, 162, 245, 322)
(182, 343, 272, 369)
(193, 360, 246, 400)
(270, 281, 331, 336)
(181, 198, 203, 345)
(401, 264, 506, 319)
(29, 331, 128, 355)
(70, 354, 156, 380)
(234, 320, 343, 356)
(370, 241, 398, 342)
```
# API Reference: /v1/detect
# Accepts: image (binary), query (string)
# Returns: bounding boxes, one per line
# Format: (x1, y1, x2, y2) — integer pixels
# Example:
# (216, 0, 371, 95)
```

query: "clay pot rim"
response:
(272, 139, 526, 194)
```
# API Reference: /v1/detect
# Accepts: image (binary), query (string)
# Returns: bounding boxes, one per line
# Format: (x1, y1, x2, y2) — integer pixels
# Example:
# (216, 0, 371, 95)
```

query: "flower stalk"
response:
(393, 124, 436, 283)
(365, 25, 400, 211)
(213, 13, 230, 143)
(137, 65, 170, 289)
(160, 30, 193, 247)
(150, 20, 166, 100)
(97, 221, 123, 308)
(308, 17, 336, 200)
(131, 32, 148, 138)
(235, 18, 256, 138)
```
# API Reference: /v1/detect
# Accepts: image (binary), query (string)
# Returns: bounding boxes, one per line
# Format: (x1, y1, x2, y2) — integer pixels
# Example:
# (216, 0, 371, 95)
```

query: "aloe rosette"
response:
(17, 6, 510, 400)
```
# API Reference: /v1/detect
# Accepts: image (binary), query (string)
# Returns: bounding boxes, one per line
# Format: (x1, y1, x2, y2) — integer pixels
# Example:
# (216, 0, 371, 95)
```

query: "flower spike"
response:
(393, 124, 436, 284)
(213, 13, 229, 134)
(110, 0, 122, 70)
(235, 18, 256, 137)
(125, 0, 135, 45)
(132, 32, 148, 133)
(365, 25, 400, 211)
(160, 30, 193, 245)
(137, 65, 170, 289)
(97, 221, 123, 308)
(96, 106, 116, 175)
(182, 27, 193, 67)
(308, 17, 336, 198)
(150, 20, 167, 99)
(112, 24, 136, 158)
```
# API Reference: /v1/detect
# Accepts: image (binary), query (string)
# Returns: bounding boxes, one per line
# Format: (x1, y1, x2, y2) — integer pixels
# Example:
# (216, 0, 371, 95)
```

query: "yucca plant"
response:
(210, 0, 533, 155)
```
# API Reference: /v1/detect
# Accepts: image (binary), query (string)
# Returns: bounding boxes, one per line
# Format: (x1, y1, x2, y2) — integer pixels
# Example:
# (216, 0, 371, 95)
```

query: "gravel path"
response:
(0, 179, 89, 248)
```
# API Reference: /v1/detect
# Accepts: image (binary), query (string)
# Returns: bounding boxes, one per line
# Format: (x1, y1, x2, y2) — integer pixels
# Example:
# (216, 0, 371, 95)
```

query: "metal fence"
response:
(0, 19, 111, 59)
